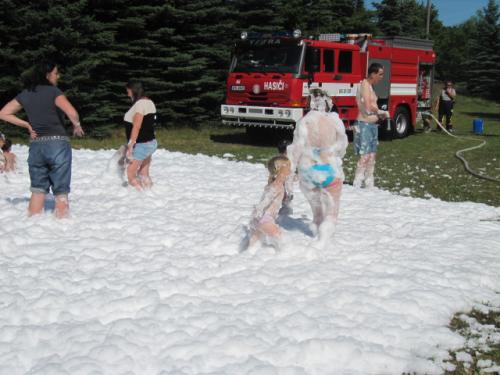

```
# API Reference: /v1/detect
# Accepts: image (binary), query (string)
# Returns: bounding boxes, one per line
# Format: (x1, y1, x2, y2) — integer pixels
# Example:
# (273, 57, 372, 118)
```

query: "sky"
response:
(368, 0, 495, 26)
(431, 0, 493, 26)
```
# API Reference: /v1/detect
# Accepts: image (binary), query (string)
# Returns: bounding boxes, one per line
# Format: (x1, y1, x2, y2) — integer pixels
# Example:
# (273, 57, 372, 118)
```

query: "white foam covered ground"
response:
(1, 145, 499, 374)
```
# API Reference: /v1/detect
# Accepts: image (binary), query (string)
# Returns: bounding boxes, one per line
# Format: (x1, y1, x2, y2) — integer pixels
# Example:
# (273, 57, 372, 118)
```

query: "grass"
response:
(6, 93, 500, 206)
(73, 92, 500, 206)
(444, 306, 500, 374)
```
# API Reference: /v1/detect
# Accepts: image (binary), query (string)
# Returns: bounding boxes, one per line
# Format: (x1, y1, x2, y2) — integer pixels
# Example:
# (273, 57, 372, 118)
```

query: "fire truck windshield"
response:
(231, 39, 303, 74)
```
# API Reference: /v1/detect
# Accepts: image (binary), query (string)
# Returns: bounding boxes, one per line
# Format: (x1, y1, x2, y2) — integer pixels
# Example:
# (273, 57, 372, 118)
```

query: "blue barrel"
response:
(473, 118, 484, 134)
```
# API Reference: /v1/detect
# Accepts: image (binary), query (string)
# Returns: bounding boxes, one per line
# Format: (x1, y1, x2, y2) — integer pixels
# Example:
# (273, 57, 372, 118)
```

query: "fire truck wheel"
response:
(393, 106, 410, 138)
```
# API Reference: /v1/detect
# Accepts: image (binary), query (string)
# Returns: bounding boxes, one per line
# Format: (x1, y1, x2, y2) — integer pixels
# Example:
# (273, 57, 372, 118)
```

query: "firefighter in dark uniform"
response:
(435, 81, 456, 132)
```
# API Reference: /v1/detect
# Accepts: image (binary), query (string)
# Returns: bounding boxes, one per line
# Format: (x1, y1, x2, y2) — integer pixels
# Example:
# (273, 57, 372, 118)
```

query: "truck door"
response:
(368, 58, 391, 109)
(304, 47, 321, 94)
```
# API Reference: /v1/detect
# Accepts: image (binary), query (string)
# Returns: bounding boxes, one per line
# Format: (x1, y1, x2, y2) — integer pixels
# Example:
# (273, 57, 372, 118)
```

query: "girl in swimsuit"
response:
(240, 155, 291, 252)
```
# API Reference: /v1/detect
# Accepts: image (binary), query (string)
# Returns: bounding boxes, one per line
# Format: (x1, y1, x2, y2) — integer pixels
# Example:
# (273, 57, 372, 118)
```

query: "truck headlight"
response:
(222, 106, 228, 114)
(285, 110, 291, 117)
(229, 107, 235, 113)
(278, 110, 284, 117)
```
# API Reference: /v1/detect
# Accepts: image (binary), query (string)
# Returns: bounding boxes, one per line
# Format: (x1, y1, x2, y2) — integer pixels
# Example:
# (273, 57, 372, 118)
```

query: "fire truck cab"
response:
(221, 31, 435, 138)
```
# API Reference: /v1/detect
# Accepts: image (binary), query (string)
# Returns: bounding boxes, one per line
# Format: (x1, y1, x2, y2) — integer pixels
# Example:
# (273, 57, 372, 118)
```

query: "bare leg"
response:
(257, 222, 281, 237)
(54, 194, 69, 219)
(256, 222, 282, 250)
(241, 222, 281, 252)
(127, 160, 143, 190)
(353, 154, 370, 188)
(324, 178, 343, 222)
(364, 153, 376, 188)
(138, 156, 153, 188)
(28, 192, 45, 216)
(301, 184, 323, 228)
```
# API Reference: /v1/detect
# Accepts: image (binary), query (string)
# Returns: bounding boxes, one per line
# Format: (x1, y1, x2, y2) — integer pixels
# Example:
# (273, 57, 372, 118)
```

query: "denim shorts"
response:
(132, 139, 157, 161)
(353, 121, 378, 155)
(28, 137, 72, 195)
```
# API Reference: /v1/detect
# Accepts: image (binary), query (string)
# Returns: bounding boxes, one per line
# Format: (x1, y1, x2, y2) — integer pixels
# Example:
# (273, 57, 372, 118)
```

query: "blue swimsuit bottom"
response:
(302, 164, 336, 188)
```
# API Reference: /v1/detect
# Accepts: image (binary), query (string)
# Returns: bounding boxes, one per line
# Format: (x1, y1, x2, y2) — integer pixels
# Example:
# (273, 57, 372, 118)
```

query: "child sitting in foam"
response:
(240, 155, 292, 252)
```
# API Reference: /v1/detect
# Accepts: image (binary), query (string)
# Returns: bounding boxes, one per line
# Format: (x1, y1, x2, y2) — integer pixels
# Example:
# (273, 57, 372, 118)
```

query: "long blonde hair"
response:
(267, 155, 290, 184)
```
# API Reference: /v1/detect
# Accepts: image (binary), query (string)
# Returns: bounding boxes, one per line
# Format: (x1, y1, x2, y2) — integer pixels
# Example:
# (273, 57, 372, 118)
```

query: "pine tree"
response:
(433, 20, 474, 82)
(373, 0, 442, 38)
(0, 0, 112, 137)
(88, 0, 176, 134)
(373, 0, 402, 36)
(466, 0, 500, 100)
(235, 0, 282, 33)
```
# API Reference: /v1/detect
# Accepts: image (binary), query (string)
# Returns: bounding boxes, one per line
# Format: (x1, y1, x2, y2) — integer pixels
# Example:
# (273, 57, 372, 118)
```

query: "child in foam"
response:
(277, 139, 294, 216)
(0, 133, 6, 172)
(240, 155, 292, 252)
(308, 87, 336, 113)
(1, 138, 17, 172)
(287, 93, 348, 245)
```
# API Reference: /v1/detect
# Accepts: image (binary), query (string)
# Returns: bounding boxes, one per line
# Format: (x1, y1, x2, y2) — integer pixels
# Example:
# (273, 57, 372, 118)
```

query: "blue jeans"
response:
(28, 138, 72, 195)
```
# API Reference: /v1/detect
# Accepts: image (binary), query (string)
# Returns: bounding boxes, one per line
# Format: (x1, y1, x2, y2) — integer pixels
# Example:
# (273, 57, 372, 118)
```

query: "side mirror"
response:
(308, 71, 314, 86)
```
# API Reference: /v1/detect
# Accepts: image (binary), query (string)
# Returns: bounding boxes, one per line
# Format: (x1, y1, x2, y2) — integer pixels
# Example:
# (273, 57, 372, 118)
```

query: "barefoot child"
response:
(1, 138, 17, 172)
(240, 155, 291, 252)
(0, 134, 6, 172)
(277, 139, 294, 216)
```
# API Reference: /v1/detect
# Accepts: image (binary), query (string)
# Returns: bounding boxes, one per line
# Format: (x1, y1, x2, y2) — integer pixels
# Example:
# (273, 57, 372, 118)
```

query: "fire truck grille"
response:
(248, 93, 268, 101)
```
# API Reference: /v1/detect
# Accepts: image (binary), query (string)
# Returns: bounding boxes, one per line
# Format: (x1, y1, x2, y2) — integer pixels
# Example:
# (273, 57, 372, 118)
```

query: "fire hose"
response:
(421, 112, 500, 184)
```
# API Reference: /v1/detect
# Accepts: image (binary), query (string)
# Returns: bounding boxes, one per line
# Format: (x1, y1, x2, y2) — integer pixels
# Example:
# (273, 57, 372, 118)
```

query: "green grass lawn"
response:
(66, 92, 500, 206)
(445, 306, 500, 374)
(6, 92, 499, 207)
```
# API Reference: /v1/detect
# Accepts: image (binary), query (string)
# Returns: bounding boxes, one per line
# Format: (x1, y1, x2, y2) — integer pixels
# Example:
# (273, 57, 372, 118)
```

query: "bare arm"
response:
(0, 99, 37, 139)
(126, 112, 144, 158)
(55, 95, 84, 137)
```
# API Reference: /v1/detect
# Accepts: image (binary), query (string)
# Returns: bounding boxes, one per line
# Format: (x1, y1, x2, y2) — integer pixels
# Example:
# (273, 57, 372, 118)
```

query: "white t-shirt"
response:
(124, 99, 156, 123)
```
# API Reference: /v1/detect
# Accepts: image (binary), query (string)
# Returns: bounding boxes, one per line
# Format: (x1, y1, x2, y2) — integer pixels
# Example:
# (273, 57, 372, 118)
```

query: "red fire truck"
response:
(221, 31, 435, 138)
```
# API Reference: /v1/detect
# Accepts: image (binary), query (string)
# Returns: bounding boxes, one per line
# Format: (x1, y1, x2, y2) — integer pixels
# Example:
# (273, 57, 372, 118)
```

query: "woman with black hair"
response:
(0, 60, 84, 217)
(124, 80, 157, 189)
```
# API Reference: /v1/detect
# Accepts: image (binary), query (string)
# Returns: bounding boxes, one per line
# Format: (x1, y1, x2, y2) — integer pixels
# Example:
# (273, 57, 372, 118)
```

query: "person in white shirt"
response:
(123, 80, 157, 190)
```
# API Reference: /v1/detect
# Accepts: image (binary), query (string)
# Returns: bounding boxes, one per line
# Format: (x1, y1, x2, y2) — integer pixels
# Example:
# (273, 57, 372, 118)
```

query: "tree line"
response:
(0, 0, 498, 137)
